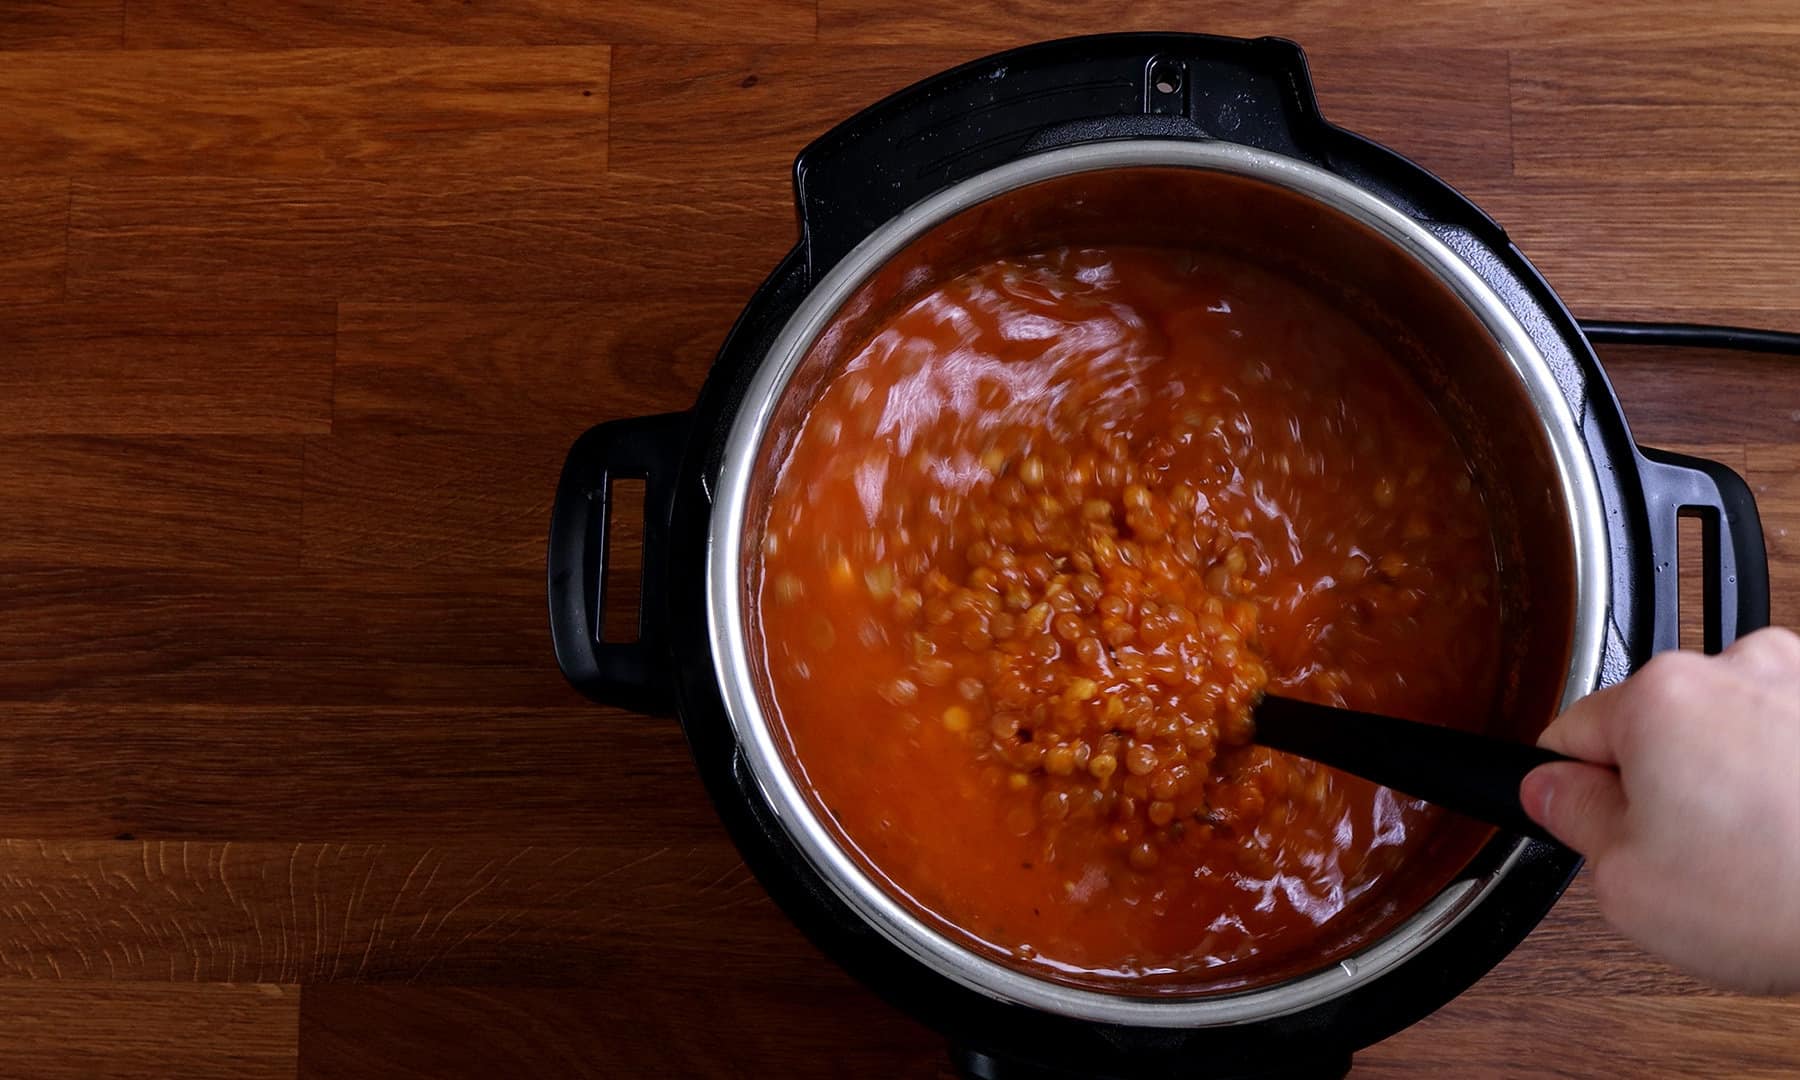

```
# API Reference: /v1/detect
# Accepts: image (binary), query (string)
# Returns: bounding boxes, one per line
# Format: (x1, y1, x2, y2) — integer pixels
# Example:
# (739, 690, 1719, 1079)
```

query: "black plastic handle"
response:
(547, 411, 688, 713)
(1252, 696, 1572, 845)
(1634, 446, 1771, 655)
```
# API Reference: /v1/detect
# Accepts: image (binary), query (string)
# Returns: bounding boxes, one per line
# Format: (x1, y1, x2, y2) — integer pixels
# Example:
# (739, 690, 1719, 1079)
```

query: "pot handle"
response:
(1634, 445, 1771, 654)
(547, 411, 688, 713)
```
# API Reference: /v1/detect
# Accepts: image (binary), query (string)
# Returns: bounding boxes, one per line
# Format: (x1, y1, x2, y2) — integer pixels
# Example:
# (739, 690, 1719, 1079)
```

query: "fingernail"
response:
(1521, 770, 1552, 825)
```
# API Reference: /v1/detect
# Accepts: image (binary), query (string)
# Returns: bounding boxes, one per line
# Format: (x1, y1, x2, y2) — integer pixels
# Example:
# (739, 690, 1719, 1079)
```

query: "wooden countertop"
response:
(1, 2, 1796, 1076)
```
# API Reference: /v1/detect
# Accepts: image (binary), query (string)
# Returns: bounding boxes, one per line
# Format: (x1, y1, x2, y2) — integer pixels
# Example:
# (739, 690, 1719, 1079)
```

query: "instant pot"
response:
(547, 34, 1771, 1079)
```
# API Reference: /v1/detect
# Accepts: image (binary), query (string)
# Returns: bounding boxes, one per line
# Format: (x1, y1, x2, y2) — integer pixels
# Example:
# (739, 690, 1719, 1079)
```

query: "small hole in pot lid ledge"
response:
(1150, 60, 1183, 95)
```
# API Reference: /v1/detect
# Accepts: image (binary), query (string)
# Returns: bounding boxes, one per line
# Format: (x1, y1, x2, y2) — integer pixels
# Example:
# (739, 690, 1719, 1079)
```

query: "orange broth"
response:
(752, 246, 1500, 988)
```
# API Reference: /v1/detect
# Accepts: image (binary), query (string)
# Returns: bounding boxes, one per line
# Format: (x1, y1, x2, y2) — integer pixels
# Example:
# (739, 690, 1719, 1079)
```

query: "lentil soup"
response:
(752, 245, 1502, 990)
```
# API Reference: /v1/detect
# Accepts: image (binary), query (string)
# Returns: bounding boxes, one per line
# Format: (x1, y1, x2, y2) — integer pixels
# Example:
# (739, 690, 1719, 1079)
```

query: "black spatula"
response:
(1251, 694, 1580, 845)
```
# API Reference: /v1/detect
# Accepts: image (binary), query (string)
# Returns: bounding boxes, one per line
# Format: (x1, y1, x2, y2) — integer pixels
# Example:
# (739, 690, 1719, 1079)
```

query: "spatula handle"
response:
(1252, 695, 1576, 845)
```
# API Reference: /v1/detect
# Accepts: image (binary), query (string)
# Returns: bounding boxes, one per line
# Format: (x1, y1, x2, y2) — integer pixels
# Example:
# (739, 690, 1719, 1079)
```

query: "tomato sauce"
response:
(752, 247, 1500, 989)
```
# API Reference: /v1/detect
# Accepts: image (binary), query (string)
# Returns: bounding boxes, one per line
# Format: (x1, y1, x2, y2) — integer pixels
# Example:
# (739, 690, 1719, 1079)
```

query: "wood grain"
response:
(0, 0, 121, 49)
(332, 300, 731, 433)
(1303, 48, 1512, 186)
(1355, 995, 1800, 1079)
(298, 983, 951, 1080)
(0, 839, 796, 985)
(123, 0, 815, 48)
(609, 46, 1511, 188)
(1465, 180, 1800, 317)
(0, 177, 68, 303)
(0, 569, 565, 706)
(0, 983, 296, 1079)
(0, 303, 334, 435)
(1513, 48, 1800, 180)
(0, 438, 301, 571)
(1746, 445, 1800, 630)
(0, 704, 713, 842)
(1600, 345, 1800, 447)
(301, 434, 562, 572)
(0, 47, 608, 177)
(817, 0, 1800, 47)
(65, 175, 792, 303)
(607, 44, 993, 184)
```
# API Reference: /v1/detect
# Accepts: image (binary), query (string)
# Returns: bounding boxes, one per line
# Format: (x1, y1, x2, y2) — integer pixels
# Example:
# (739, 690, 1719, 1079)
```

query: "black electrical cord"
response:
(1577, 319, 1800, 358)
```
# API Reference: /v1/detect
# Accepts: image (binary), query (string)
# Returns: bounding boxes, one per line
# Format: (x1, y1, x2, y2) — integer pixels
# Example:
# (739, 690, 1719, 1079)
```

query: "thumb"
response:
(1520, 761, 1628, 856)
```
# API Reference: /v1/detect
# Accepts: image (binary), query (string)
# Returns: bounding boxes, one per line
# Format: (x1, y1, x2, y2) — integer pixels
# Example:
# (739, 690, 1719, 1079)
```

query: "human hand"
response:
(1520, 627, 1800, 994)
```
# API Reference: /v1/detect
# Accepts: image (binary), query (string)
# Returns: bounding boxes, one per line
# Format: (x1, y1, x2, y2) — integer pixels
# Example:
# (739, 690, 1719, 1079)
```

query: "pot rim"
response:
(705, 139, 1610, 1027)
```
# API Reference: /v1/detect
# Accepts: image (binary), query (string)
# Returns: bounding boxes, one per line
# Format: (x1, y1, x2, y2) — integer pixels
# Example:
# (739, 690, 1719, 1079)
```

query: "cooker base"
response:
(954, 1045, 1354, 1080)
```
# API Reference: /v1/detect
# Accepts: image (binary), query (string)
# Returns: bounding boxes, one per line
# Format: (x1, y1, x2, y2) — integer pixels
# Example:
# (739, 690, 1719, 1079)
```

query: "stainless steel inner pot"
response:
(705, 140, 1609, 1027)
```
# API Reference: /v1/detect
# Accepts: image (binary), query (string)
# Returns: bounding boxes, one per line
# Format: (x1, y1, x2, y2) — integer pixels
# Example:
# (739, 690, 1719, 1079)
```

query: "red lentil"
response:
(755, 246, 1500, 989)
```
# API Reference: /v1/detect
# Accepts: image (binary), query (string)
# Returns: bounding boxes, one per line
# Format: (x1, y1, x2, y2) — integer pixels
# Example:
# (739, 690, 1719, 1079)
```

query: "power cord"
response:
(1578, 320, 1800, 358)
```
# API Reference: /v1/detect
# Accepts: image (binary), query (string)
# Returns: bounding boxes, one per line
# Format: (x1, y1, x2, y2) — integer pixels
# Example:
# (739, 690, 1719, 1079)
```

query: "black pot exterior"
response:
(546, 32, 1771, 1079)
